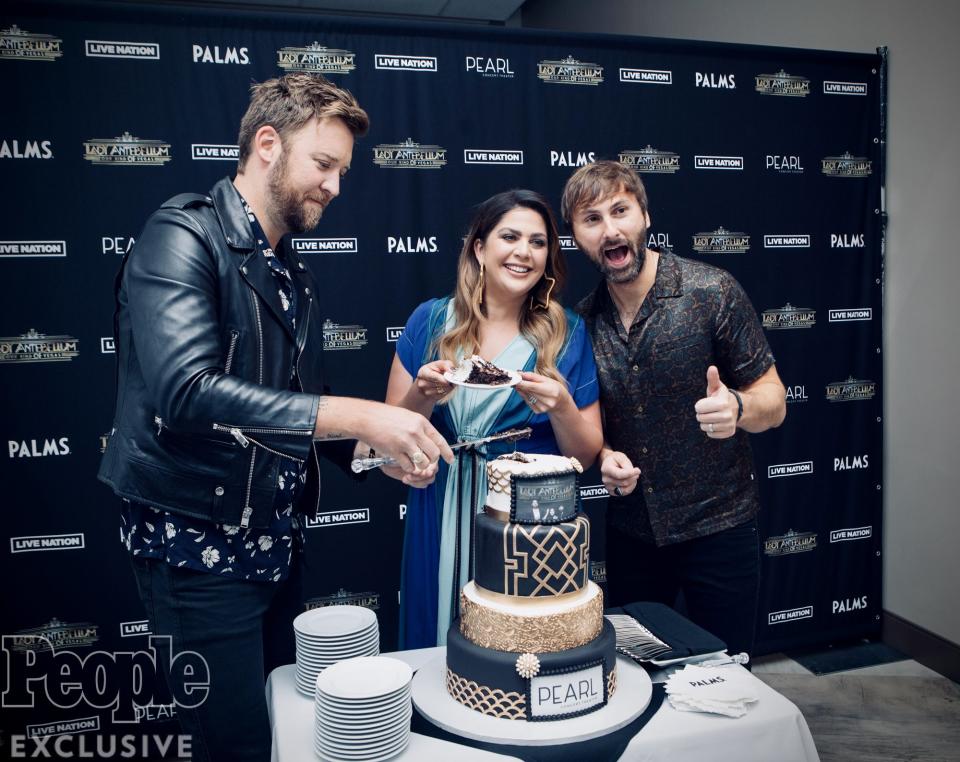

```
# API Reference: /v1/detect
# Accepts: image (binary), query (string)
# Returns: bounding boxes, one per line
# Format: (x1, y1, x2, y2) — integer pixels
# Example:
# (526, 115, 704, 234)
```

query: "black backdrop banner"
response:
(1, 0, 883, 743)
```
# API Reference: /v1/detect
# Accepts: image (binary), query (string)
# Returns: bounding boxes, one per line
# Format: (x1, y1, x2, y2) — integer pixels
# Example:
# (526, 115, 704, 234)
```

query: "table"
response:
(267, 647, 820, 762)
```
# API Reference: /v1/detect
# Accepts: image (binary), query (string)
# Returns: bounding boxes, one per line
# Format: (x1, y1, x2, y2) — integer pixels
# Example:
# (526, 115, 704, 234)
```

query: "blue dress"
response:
(396, 297, 599, 648)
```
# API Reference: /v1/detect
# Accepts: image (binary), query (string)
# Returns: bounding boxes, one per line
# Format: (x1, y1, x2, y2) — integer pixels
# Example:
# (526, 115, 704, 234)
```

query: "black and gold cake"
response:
(445, 453, 617, 721)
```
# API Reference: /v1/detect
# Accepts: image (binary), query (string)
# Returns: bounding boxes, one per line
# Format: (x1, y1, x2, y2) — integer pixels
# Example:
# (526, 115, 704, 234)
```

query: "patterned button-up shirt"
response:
(120, 196, 308, 581)
(576, 251, 775, 546)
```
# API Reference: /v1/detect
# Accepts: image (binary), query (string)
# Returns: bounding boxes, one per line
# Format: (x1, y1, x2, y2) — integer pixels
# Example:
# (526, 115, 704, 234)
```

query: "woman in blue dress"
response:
(385, 189, 603, 648)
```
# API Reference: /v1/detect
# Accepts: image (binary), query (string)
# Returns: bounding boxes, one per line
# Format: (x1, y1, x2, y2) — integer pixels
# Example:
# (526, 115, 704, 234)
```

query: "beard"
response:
(266, 150, 329, 234)
(588, 226, 648, 284)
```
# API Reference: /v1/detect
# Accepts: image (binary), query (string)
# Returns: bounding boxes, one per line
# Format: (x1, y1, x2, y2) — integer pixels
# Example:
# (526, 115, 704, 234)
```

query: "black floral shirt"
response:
(576, 251, 775, 546)
(120, 197, 307, 581)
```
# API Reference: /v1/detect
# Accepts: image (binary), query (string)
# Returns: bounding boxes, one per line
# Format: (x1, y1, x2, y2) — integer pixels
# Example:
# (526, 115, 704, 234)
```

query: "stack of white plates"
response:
(314, 656, 413, 761)
(293, 606, 379, 697)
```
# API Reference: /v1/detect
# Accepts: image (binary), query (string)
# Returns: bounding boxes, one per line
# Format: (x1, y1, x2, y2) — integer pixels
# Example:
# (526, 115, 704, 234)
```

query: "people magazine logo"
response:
(83, 133, 171, 165)
(692, 227, 750, 254)
(0, 330, 79, 364)
(538, 56, 603, 86)
(762, 304, 816, 330)
(755, 69, 810, 97)
(373, 139, 446, 169)
(2, 629, 207, 757)
(619, 146, 680, 174)
(85, 40, 159, 60)
(277, 42, 355, 73)
(0, 25, 62, 61)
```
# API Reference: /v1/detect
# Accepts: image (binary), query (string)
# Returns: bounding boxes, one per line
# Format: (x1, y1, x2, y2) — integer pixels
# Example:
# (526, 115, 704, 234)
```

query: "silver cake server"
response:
(350, 427, 532, 473)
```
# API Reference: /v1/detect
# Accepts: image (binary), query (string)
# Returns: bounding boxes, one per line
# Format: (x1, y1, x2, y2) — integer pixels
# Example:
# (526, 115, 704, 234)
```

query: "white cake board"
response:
(411, 654, 652, 747)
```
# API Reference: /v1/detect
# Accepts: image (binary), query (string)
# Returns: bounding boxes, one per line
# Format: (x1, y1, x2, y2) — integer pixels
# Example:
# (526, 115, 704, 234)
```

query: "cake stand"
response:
(411, 653, 652, 747)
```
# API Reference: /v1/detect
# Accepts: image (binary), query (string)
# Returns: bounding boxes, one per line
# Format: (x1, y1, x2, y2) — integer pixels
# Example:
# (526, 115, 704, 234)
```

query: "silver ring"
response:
(613, 486, 624, 497)
(527, 395, 539, 406)
(708, 423, 714, 434)
(410, 450, 426, 467)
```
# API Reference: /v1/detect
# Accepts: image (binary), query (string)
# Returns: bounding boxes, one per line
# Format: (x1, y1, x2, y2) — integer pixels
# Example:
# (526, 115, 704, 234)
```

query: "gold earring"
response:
(476, 261, 485, 308)
(530, 275, 556, 311)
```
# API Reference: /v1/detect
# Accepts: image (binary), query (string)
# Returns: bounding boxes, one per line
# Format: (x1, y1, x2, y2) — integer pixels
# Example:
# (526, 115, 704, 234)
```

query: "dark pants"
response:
(605, 518, 761, 658)
(130, 557, 301, 762)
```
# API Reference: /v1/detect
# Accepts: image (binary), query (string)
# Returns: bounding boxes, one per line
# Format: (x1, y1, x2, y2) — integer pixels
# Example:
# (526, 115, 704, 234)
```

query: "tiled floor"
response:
(752, 651, 944, 678)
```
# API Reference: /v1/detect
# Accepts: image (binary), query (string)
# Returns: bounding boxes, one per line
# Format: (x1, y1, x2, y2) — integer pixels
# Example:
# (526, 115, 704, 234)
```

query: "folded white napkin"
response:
(664, 664, 759, 718)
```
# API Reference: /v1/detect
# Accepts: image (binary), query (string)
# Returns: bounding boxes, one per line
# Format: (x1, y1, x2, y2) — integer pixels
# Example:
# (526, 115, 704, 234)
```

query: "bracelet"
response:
(729, 389, 744, 421)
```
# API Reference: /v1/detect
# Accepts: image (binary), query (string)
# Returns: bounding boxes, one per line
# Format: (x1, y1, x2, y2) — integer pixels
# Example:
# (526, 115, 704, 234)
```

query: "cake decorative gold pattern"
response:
(459, 589, 603, 653)
(501, 516, 589, 595)
(445, 668, 527, 720)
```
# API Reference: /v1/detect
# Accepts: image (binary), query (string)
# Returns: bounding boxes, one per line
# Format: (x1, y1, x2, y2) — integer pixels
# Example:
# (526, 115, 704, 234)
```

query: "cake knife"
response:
(350, 427, 532, 473)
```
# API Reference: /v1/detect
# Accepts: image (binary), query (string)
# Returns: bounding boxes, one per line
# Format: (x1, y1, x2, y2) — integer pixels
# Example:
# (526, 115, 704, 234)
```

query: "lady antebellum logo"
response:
(764, 529, 817, 556)
(322, 319, 367, 350)
(0, 329, 78, 363)
(826, 377, 877, 402)
(618, 146, 680, 173)
(0, 25, 62, 61)
(821, 152, 872, 177)
(692, 227, 750, 254)
(538, 56, 603, 85)
(305, 588, 381, 611)
(374, 139, 446, 169)
(84, 133, 171, 165)
(762, 304, 816, 329)
(755, 69, 810, 96)
(277, 42, 355, 73)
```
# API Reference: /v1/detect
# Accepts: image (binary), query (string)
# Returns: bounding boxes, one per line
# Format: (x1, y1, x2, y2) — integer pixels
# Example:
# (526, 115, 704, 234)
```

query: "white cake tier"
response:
(485, 453, 583, 516)
(459, 580, 604, 653)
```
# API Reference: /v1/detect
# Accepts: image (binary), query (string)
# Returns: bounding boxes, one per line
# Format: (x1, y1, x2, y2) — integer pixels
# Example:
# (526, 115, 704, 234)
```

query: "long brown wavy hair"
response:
(436, 190, 568, 383)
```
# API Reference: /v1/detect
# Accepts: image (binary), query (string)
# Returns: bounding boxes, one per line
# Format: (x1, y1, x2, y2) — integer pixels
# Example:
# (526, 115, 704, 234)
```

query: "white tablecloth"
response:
(267, 647, 820, 762)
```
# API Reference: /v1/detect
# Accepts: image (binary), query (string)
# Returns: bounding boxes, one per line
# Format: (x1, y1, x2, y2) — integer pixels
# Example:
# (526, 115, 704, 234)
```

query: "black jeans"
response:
(605, 518, 761, 658)
(129, 556, 301, 762)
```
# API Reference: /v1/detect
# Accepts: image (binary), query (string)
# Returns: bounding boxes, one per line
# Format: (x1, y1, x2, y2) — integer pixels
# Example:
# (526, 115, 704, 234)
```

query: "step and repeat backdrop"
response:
(2, 0, 883, 744)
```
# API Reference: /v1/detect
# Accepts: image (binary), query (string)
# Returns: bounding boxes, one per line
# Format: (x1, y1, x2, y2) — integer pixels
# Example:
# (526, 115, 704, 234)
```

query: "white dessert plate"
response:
(443, 369, 521, 389)
(293, 606, 376, 638)
(316, 656, 412, 700)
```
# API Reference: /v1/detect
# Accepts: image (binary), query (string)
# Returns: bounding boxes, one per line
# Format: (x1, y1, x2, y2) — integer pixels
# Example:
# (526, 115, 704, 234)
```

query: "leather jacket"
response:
(99, 177, 354, 529)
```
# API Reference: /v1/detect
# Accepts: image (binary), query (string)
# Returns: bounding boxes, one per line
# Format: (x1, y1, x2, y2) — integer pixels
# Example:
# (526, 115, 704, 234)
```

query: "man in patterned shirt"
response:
(562, 161, 786, 658)
(100, 74, 451, 761)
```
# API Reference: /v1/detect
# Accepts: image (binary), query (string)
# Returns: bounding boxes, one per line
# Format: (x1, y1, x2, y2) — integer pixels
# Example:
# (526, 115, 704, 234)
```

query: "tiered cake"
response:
(445, 453, 617, 722)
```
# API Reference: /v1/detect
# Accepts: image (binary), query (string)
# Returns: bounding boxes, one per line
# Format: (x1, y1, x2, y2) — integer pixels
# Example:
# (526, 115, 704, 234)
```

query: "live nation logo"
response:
(119, 620, 152, 638)
(829, 307, 872, 322)
(304, 508, 371, 527)
(85, 40, 159, 59)
(374, 139, 446, 169)
(764, 234, 810, 248)
(824, 80, 867, 96)
(0, 240, 65, 258)
(755, 69, 810, 96)
(559, 236, 577, 251)
(374, 53, 437, 72)
(579, 484, 608, 501)
(10, 533, 84, 553)
(385, 327, 404, 342)
(191, 144, 239, 161)
(826, 377, 877, 402)
(830, 525, 873, 543)
(277, 42, 355, 73)
(821, 152, 872, 177)
(0, 25, 62, 61)
(767, 461, 813, 478)
(619, 146, 680, 173)
(0, 329, 79, 363)
(619, 68, 672, 84)
(768, 605, 813, 625)
(291, 237, 357, 254)
(694, 155, 743, 170)
(322, 320, 367, 351)
(305, 588, 381, 611)
(84, 132, 171, 165)
(764, 529, 817, 556)
(464, 148, 523, 165)
(538, 56, 603, 86)
(762, 304, 816, 330)
(101, 337, 116, 353)
(692, 227, 750, 254)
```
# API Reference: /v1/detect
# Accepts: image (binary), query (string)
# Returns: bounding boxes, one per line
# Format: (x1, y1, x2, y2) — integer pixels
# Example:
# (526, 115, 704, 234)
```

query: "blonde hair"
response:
(436, 190, 568, 384)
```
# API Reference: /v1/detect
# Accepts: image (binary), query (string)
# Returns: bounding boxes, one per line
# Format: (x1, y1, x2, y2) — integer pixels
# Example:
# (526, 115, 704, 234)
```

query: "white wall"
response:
(522, 0, 960, 647)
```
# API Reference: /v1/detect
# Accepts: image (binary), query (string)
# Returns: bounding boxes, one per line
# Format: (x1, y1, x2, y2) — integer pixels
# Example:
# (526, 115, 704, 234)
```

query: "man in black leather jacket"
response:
(99, 73, 452, 762)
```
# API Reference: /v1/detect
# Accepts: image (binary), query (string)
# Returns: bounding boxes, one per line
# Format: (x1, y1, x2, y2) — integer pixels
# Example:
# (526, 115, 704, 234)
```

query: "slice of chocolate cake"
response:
(464, 356, 513, 385)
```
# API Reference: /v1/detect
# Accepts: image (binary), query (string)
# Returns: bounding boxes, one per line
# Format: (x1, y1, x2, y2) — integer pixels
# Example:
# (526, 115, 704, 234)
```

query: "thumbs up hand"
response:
(694, 365, 738, 439)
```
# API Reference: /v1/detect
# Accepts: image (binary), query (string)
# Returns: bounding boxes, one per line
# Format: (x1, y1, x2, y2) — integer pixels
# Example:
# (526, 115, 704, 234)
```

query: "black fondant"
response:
(474, 512, 590, 597)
